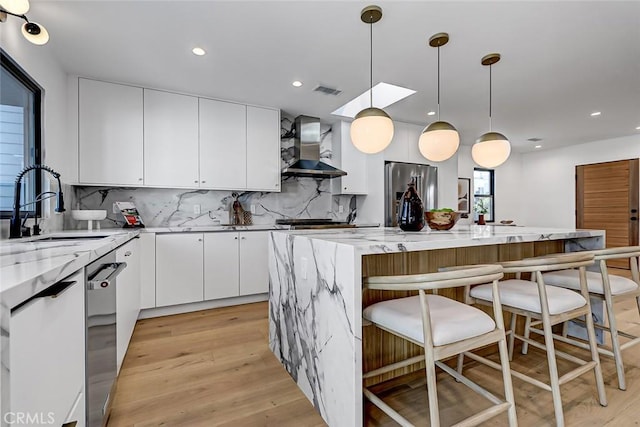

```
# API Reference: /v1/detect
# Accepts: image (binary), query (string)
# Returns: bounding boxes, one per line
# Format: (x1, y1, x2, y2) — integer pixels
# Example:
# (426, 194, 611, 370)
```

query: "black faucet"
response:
(10, 164, 65, 239)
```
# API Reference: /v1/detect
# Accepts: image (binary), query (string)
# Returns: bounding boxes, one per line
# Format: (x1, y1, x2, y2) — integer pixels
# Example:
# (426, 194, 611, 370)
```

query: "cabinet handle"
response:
(201, 180, 206, 183)
(194, 180, 199, 183)
(344, 187, 347, 190)
(138, 178, 143, 181)
(198, 238, 203, 241)
(241, 236, 246, 240)
(124, 251, 132, 257)
(275, 183, 280, 187)
(234, 236, 238, 240)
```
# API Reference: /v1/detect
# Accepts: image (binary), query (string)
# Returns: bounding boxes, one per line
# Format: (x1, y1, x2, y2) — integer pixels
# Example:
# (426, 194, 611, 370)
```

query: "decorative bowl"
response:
(425, 211, 460, 231)
(71, 210, 107, 221)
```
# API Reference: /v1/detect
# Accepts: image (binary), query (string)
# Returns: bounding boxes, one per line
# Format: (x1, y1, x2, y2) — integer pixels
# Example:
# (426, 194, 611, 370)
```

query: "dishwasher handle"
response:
(88, 262, 127, 290)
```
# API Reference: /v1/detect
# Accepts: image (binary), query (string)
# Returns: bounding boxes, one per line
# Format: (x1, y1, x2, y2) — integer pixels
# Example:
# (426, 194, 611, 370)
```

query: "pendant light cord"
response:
(437, 45, 441, 120)
(489, 64, 493, 131)
(370, 17, 373, 108)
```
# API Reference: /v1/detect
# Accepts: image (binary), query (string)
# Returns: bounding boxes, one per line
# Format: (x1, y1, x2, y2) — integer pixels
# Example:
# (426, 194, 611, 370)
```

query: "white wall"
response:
(1, 19, 71, 237)
(457, 146, 524, 225)
(520, 134, 640, 228)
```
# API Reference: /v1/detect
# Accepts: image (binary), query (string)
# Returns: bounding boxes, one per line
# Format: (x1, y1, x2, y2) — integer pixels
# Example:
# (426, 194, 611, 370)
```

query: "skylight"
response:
(331, 82, 416, 119)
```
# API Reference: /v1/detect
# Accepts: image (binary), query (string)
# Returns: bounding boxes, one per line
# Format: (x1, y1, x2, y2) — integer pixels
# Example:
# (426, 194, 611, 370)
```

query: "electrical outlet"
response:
(112, 203, 119, 214)
(338, 205, 344, 213)
(250, 204, 256, 214)
(194, 204, 201, 215)
(301, 257, 308, 279)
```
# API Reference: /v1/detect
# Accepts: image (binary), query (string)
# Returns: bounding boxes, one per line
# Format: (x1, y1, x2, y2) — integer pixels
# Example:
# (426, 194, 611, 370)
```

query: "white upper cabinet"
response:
(77, 79, 280, 190)
(331, 121, 368, 195)
(246, 106, 281, 191)
(144, 89, 200, 188)
(383, 121, 427, 164)
(79, 78, 144, 185)
(199, 98, 247, 189)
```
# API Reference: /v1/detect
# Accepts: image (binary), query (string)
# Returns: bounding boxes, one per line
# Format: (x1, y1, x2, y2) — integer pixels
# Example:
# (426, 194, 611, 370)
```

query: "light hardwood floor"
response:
(109, 282, 640, 426)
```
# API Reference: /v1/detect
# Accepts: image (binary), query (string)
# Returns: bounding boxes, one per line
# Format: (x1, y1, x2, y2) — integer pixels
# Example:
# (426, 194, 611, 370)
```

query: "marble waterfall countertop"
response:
(273, 225, 605, 254)
(0, 230, 139, 310)
(268, 224, 605, 426)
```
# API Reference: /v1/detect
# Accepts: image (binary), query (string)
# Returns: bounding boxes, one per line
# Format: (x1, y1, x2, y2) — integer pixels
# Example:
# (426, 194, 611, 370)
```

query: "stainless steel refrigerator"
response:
(385, 161, 438, 227)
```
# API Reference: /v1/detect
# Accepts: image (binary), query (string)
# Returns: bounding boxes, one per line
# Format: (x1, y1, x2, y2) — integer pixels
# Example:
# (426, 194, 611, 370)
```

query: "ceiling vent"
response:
(314, 85, 342, 96)
(527, 137, 543, 142)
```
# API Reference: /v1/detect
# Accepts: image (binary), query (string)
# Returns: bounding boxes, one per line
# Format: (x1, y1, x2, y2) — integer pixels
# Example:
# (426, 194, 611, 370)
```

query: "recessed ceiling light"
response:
(331, 82, 416, 118)
(534, 145, 542, 149)
(636, 126, 640, 130)
(192, 47, 206, 56)
(590, 111, 601, 117)
(292, 80, 303, 87)
(427, 111, 436, 116)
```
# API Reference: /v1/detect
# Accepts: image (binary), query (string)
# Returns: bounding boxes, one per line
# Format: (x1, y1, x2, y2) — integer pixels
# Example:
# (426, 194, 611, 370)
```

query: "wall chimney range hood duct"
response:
(282, 115, 347, 179)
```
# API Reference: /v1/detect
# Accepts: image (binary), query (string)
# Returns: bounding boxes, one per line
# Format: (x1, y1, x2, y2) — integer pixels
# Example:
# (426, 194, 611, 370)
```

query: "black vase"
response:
(398, 180, 424, 232)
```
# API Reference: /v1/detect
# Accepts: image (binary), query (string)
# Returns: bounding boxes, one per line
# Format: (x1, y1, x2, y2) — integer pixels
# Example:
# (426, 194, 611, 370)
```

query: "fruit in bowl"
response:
(425, 208, 460, 230)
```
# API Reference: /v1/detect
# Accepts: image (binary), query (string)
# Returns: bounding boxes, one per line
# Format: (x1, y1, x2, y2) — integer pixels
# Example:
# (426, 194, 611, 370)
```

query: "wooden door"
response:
(576, 159, 639, 268)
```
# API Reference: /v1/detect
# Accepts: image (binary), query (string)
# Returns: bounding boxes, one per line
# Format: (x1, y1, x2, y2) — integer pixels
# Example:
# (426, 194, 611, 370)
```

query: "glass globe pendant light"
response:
(0, 0, 29, 15)
(472, 53, 511, 168)
(350, 5, 394, 154)
(418, 32, 459, 162)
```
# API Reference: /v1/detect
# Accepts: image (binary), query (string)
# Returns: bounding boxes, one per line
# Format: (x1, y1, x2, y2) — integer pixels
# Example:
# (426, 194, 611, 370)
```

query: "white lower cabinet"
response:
(10, 270, 85, 427)
(156, 233, 204, 306)
(239, 231, 270, 295)
(116, 238, 141, 373)
(204, 233, 240, 299)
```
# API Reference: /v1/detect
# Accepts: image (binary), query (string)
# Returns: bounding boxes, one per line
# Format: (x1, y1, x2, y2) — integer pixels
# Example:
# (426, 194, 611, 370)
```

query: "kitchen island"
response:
(268, 225, 605, 427)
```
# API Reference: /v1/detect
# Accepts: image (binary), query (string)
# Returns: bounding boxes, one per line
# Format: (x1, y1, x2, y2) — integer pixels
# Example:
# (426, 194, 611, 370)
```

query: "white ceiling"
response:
(26, 1, 640, 152)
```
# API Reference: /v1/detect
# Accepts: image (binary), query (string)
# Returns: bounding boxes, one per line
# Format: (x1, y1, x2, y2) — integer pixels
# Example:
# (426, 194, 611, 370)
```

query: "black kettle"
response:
(398, 179, 424, 232)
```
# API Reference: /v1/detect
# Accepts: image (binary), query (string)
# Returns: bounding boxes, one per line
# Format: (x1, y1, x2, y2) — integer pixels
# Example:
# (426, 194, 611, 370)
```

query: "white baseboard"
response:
(138, 293, 268, 319)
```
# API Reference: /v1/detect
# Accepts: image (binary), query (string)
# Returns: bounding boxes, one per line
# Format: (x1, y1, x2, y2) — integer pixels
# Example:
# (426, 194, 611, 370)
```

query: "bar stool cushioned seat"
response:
(363, 294, 496, 346)
(471, 279, 587, 315)
(542, 270, 638, 295)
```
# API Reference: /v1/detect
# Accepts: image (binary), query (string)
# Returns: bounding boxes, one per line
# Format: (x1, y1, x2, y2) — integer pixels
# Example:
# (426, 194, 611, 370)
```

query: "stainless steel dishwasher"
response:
(85, 251, 127, 427)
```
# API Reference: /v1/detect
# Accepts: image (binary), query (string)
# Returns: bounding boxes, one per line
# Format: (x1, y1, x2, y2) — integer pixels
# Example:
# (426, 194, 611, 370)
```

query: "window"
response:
(0, 49, 42, 219)
(473, 168, 494, 222)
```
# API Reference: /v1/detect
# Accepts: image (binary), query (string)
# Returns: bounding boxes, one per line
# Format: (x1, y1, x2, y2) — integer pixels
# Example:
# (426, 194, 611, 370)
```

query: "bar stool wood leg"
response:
(508, 314, 517, 361)
(521, 315, 531, 355)
(601, 262, 626, 390)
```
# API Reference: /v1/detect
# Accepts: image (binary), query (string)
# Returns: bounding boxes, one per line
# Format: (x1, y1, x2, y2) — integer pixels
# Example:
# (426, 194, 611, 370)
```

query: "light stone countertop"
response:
(273, 224, 606, 255)
(0, 229, 139, 310)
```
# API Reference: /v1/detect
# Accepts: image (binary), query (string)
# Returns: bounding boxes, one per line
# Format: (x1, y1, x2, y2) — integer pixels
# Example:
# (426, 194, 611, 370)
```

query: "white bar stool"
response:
(363, 265, 517, 427)
(465, 252, 607, 427)
(541, 246, 640, 390)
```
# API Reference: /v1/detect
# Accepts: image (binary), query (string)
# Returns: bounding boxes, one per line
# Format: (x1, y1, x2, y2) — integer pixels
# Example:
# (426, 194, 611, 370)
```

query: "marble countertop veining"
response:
(274, 225, 605, 255)
(0, 230, 139, 310)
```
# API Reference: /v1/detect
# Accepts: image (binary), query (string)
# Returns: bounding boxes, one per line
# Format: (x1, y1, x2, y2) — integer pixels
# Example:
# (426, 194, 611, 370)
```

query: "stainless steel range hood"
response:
(281, 115, 347, 178)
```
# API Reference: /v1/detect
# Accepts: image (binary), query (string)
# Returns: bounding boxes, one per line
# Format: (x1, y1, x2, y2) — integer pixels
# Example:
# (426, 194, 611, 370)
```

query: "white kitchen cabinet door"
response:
(331, 121, 367, 195)
(199, 98, 247, 189)
(11, 271, 85, 427)
(139, 233, 156, 309)
(203, 233, 240, 300)
(116, 238, 141, 373)
(239, 231, 270, 295)
(246, 106, 281, 191)
(79, 78, 144, 185)
(144, 89, 200, 188)
(156, 234, 204, 307)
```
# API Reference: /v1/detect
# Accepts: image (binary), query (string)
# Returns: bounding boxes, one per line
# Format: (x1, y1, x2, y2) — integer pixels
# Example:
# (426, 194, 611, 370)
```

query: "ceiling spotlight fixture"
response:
(427, 111, 436, 116)
(636, 126, 640, 130)
(535, 145, 542, 149)
(350, 5, 394, 154)
(0, 1, 48, 45)
(472, 53, 511, 168)
(419, 32, 459, 162)
(292, 80, 303, 87)
(590, 111, 602, 117)
(191, 47, 206, 56)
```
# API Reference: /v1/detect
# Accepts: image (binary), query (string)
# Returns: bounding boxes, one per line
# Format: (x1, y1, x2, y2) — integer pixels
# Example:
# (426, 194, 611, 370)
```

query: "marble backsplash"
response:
(68, 122, 361, 229)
